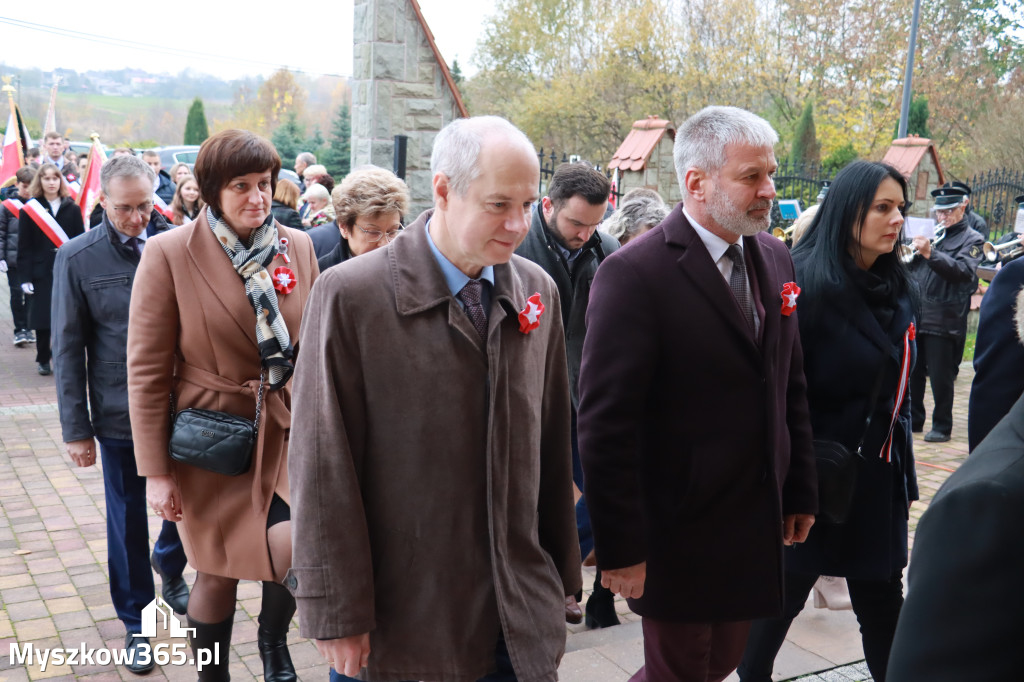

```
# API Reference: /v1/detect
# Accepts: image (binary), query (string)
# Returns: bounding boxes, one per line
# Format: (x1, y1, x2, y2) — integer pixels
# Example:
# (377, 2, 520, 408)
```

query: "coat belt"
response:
(175, 361, 289, 513)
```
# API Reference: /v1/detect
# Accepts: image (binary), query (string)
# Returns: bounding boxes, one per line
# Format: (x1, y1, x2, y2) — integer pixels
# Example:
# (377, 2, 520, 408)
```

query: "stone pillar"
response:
(352, 0, 467, 217)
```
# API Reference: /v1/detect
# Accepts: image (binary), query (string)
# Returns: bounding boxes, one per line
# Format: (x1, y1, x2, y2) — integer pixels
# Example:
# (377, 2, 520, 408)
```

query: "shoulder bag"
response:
(167, 372, 263, 476)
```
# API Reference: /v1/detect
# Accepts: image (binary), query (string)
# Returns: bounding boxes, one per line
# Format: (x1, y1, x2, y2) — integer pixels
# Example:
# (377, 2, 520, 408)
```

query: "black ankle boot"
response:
(585, 569, 621, 629)
(258, 581, 297, 682)
(187, 614, 233, 682)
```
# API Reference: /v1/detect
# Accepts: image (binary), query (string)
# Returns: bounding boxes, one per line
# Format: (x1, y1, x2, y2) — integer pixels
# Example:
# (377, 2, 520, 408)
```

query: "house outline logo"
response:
(133, 597, 195, 639)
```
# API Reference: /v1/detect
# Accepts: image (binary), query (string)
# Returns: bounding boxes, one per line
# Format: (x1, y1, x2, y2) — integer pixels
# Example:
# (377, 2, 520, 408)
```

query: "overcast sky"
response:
(0, 0, 495, 83)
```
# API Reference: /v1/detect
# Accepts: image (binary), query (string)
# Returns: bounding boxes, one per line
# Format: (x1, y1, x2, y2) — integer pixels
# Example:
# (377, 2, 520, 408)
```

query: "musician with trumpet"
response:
(908, 184, 984, 443)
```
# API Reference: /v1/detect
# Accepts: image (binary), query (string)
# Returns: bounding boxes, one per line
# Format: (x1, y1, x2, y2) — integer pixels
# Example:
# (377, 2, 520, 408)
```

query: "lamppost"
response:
(897, 0, 923, 138)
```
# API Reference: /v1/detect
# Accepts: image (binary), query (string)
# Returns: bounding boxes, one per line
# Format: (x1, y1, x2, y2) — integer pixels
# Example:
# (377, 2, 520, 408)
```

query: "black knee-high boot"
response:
(258, 581, 297, 682)
(187, 614, 233, 682)
(585, 568, 621, 629)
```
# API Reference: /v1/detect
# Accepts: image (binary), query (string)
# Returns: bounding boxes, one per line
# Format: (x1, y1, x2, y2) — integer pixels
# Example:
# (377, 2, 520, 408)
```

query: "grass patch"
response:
(963, 330, 977, 363)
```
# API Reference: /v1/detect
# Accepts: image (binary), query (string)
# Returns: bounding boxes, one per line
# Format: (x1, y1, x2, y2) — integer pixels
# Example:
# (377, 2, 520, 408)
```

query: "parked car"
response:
(139, 145, 201, 171)
(67, 140, 108, 157)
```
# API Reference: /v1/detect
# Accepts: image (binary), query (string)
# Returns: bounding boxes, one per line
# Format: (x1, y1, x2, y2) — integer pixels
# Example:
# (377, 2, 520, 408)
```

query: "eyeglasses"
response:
(112, 202, 154, 218)
(355, 224, 404, 243)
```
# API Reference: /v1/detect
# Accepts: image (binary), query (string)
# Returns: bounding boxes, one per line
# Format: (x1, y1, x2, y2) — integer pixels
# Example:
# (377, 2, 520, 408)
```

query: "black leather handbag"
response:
(814, 361, 890, 525)
(168, 373, 263, 476)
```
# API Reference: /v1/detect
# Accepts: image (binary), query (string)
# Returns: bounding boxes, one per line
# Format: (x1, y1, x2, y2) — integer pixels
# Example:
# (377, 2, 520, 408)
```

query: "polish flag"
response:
(0, 110, 24, 187)
(76, 139, 106, 226)
(23, 198, 71, 248)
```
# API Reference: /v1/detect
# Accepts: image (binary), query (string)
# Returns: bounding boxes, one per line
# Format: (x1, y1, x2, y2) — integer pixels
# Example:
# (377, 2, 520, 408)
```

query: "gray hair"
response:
(302, 183, 330, 202)
(296, 151, 316, 165)
(430, 116, 535, 196)
(603, 198, 670, 244)
(303, 164, 328, 179)
(673, 106, 778, 193)
(100, 154, 156, 195)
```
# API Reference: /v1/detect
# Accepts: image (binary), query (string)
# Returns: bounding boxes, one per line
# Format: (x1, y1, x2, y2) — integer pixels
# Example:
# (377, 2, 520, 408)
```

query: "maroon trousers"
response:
(629, 617, 752, 682)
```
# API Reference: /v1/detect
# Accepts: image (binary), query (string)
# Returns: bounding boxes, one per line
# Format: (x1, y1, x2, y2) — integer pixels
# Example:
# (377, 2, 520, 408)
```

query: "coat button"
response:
(285, 574, 298, 590)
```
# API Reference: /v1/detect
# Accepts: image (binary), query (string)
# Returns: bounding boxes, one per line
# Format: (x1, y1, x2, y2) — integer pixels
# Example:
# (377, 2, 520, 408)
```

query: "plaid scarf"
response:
(208, 206, 293, 390)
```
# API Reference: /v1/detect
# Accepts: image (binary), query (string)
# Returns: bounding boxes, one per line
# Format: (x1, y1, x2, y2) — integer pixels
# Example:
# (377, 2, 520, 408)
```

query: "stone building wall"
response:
(352, 0, 467, 217)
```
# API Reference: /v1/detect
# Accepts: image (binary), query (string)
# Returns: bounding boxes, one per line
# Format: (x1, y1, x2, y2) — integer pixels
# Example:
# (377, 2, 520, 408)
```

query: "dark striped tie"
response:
(726, 244, 755, 331)
(457, 279, 488, 343)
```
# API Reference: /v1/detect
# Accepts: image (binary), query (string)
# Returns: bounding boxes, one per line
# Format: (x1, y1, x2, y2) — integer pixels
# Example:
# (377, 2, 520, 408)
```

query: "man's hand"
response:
(315, 634, 370, 677)
(783, 514, 815, 546)
(601, 561, 647, 599)
(912, 235, 932, 260)
(0, 259, 7, 273)
(21, 282, 33, 294)
(65, 439, 97, 468)
(146, 475, 183, 522)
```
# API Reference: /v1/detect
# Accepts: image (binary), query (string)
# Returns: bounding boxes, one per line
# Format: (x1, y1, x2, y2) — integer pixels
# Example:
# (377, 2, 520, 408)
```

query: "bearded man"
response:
(577, 105, 817, 682)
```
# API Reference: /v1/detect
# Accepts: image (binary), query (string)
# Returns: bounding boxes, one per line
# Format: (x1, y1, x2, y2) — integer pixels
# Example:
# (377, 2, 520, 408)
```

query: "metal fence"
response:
(770, 161, 831, 230)
(537, 149, 623, 204)
(962, 168, 1024, 241)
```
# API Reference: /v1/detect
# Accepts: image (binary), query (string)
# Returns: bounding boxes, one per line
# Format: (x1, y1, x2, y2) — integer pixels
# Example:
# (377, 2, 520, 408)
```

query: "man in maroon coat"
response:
(577, 105, 817, 682)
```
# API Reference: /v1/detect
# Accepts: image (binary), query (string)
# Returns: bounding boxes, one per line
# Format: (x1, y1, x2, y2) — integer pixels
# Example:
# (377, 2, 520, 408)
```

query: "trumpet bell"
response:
(772, 227, 788, 240)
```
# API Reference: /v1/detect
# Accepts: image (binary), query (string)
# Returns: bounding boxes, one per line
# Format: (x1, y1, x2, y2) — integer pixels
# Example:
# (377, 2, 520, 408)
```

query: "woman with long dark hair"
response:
(17, 163, 85, 374)
(738, 161, 918, 682)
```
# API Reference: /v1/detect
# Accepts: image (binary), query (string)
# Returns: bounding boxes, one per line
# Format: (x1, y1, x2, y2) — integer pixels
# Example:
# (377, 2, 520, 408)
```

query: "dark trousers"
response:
(570, 407, 594, 559)
(97, 437, 187, 632)
(630, 618, 751, 682)
(34, 329, 50, 364)
(737, 570, 904, 682)
(6, 267, 27, 331)
(330, 631, 516, 682)
(910, 333, 956, 435)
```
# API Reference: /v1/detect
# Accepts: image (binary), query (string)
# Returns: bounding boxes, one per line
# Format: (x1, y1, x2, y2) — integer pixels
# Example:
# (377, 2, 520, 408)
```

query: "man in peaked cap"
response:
(908, 184, 984, 442)
(951, 180, 989, 241)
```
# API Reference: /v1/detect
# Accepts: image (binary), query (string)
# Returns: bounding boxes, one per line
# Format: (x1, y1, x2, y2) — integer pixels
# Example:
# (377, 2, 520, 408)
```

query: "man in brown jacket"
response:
(287, 116, 582, 681)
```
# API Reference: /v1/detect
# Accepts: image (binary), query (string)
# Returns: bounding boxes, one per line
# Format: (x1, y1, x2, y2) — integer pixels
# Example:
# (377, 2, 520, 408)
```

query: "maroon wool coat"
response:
(577, 204, 817, 623)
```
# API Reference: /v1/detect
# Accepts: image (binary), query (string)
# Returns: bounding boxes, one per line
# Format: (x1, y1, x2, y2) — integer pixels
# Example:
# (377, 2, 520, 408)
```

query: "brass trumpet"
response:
(901, 224, 948, 263)
(772, 225, 796, 241)
(982, 237, 1024, 263)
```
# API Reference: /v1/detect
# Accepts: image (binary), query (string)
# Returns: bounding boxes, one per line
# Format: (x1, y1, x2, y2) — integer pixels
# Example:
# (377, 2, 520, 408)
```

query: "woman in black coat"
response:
(738, 161, 918, 682)
(17, 163, 85, 375)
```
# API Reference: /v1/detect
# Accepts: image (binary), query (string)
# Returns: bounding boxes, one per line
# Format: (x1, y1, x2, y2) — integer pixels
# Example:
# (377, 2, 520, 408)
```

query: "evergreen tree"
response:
(450, 58, 464, 86)
(822, 142, 858, 174)
(270, 111, 306, 166)
(183, 97, 210, 145)
(306, 125, 325, 157)
(908, 96, 931, 137)
(321, 104, 351, 179)
(790, 101, 820, 165)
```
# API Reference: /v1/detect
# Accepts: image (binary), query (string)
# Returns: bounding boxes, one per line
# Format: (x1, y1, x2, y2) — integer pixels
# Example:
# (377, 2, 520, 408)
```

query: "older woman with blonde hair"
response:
(318, 168, 410, 272)
(128, 129, 318, 682)
(301, 183, 335, 228)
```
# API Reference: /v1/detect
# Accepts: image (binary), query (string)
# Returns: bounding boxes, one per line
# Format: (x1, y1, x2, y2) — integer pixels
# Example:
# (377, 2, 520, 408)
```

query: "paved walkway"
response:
(0, 281, 971, 681)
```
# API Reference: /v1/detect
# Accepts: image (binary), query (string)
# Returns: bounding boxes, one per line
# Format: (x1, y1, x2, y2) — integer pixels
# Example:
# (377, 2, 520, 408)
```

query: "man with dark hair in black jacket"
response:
(52, 154, 188, 676)
(515, 162, 619, 628)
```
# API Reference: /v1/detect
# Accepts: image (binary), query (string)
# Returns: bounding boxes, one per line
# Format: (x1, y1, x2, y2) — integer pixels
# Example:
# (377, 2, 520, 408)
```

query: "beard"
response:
(706, 186, 773, 237)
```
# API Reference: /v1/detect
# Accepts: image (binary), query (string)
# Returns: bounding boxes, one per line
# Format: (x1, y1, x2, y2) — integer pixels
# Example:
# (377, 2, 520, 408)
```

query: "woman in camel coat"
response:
(127, 130, 317, 682)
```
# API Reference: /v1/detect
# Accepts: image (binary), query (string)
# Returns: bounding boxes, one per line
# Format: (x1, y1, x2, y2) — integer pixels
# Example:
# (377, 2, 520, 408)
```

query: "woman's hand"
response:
(315, 634, 370, 677)
(146, 474, 183, 522)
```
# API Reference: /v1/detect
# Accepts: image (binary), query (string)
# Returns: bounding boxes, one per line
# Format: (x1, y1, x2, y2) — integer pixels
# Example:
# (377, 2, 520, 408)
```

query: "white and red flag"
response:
(76, 138, 106, 225)
(0, 103, 31, 187)
(23, 198, 72, 248)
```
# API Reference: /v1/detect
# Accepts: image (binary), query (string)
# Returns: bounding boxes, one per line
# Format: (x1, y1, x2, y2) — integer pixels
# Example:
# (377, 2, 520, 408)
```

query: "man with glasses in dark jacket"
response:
(52, 155, 188, 675)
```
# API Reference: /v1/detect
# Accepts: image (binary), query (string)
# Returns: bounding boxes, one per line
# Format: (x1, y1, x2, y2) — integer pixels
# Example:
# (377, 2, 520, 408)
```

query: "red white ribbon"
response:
(879, 326, 914, 463)
(153, 194, 174, 220)
(23, 198, 71, 248)
(1, 198, 23, 217)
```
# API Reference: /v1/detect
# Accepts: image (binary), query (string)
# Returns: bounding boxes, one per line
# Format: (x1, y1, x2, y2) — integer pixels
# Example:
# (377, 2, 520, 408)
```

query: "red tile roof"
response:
(609, 116, 675, 171)
(409, 0, 469, 118)
(881, 135, 944, 185)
